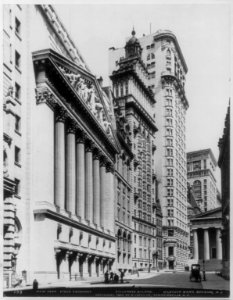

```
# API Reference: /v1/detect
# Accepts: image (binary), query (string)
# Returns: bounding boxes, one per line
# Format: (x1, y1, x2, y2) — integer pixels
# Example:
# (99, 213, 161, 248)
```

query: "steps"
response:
(198, 259, 222, 272)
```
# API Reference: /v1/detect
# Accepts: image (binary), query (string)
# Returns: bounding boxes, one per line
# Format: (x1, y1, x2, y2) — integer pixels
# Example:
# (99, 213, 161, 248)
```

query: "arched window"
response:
(193, 180, 202, 198)
(166, 49, 171, 58)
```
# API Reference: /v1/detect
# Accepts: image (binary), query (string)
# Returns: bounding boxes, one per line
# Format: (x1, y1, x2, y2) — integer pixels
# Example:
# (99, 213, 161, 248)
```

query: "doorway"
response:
(169, 261, 174, 269)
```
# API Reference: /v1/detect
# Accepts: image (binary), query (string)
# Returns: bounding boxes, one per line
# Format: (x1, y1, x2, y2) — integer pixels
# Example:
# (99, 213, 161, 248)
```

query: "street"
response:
(131, 271, 202, 289)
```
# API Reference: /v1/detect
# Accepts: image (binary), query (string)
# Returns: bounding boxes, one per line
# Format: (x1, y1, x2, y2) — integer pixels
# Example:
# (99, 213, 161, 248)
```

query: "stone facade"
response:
(109, 30, 158, 270)
(187, 149, 218, 212)
(218, 103, 230, 279)
(3, 4, 119, 287)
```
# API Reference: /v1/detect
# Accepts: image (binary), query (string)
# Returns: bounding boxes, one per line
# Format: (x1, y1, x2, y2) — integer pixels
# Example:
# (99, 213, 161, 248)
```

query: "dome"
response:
(126, 28, 139, 45)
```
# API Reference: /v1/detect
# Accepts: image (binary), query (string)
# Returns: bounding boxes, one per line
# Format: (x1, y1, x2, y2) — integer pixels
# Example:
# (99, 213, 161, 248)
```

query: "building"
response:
(190, 208, 222, 272)
(187, 184, 202, 259)
(109, 29, 158, 270)
(109, 29, 189, 270)
(218, 103, 230, 279)
(113, 86, 134, 273)
(187, 149, 218, 212)
(3, 4, 119, 287)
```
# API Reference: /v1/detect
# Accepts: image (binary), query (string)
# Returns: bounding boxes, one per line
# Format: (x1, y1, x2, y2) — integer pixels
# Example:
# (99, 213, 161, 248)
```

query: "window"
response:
(15, 82, 21, 100)
(151, 52, 155, 58)
(134, 248, 137, 258)
(146, 45, 150, 50)
(15, 179, 20, 196)
(193, 180, 202, 198)
(168, 246, 174, 256)
(168, 229, 174, 236)
(15, 115, 21, 132)
(15, 51, 21, 69)
(15, 17, 21, 36)
(15, 146, 21, 164)
(193, 160, 201, 171)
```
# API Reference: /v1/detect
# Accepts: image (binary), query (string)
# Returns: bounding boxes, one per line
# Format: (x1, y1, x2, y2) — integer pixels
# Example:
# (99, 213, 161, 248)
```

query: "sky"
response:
(55, 2, 231, 188)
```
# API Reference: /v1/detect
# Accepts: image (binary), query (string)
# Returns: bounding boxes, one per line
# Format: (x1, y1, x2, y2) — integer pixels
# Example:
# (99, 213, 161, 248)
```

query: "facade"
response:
(139, 30, 189, 270)
(109, 29, 189, 270)
(113, 87, 134, 272)
(218, 103, 230, 279)
(187, 149, 218, 212)
(3, 4, 119, 287)
(190, 208, 222, 271)
(109, 30, 158, 270)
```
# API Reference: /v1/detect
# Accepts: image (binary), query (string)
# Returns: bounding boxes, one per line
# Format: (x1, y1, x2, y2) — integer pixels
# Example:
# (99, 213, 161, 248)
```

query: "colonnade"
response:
(193, 228, 222, 260)
(54, 108, 114, 233)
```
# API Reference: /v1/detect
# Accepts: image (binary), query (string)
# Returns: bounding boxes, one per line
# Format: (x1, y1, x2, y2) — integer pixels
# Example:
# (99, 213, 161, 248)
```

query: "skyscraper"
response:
(109, 30, 158, 270)
(109, 29, 189, 270)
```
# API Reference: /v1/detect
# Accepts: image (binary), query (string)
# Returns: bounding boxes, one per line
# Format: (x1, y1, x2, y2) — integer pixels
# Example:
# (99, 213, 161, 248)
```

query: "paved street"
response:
(130, 271, 230, 291)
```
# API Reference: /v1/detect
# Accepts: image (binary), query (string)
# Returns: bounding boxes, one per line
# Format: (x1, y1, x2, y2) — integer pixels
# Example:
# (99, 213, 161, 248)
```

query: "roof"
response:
(187, 148, 217, 166)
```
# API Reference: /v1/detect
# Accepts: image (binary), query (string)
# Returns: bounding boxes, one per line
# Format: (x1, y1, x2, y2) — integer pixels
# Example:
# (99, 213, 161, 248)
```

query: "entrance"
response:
(169, 261, 174, 269)
(212, 248, 216, 259)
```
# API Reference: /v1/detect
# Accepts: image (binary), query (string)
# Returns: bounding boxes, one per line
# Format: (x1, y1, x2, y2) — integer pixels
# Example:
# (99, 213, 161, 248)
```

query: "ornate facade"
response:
(187, 149, 218, 212)
(139, 30, 189, 270)
(218, 103, 230, 279)
(3, 4, 119, 287)
(109, 30, 158, 270)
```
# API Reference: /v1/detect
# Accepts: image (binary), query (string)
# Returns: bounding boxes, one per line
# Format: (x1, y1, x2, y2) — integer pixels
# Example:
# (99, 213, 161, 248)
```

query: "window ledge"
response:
(15, 130, 22, 136)
(15, 66, 22, 74)
(15, 162, 22, 168)
(15, 194, 21, 199)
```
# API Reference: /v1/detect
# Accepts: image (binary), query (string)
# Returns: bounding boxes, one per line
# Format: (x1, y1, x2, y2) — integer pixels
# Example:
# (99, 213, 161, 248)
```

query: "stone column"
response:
(76, 132, 85, 220)
(204, 229, 210, 260)
(193, 230, 199, 260)
(54, 109, 66, 211)
(216, 228, 222, 259)
(100, 157, 106, 229)
(85, 142, 94, 224)
(104, 163, 115, 234)
(66, 122, 76, 215)
(93, 150, 100, 227)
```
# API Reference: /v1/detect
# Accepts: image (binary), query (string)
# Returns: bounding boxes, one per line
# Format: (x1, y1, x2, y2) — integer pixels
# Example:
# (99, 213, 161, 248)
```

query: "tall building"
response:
(3, 4, 119, 287)
(109, 29, 189, 270)
(187, 149, 218, 212)
(218, 103, 230, 279)
(109, 30, 158, 270)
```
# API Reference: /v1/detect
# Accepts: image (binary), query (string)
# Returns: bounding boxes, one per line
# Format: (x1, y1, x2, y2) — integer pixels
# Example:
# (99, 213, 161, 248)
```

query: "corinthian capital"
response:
(67, 120, 77, 134)
(55, 107, 67, 122)
(35, 87, 57, 109)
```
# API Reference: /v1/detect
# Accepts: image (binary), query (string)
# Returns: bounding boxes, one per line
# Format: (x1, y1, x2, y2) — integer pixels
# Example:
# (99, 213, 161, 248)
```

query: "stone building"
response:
(139, 30, 189, 270)
(109, 29, 189, 270)
(113, 90, 134, 272)
(218, 103, 230, 279)
(3, 4, 119, 287)
(187, 149, 218, 212)
(190, 208, 222, 271)
(109, 30, 158, 270)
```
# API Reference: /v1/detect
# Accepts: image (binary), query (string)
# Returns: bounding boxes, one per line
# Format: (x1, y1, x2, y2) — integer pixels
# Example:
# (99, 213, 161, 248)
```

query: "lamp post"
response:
(148, 247, 150, 273)
(202, 259, 206, 281)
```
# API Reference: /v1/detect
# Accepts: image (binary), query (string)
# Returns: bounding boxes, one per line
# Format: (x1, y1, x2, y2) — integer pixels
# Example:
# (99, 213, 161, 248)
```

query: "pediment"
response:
(58, 64, 114, 142)
(194, 207, 222, 219)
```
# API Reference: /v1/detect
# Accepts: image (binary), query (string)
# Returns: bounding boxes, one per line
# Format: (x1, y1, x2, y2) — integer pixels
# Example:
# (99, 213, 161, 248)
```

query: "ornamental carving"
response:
(66, 120, 77, 134)
(55, 107, 67, 122)
(58, 65, 114, 140)
(35, 87, 57, 109)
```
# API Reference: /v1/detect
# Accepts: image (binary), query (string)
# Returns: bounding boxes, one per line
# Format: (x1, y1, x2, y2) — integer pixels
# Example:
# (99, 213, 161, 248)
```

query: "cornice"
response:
(34, 209, 116, 242)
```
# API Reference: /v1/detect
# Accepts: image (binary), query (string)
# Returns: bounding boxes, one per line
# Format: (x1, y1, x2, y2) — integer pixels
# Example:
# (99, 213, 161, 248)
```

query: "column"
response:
(85, 141, 93, 223)
(66, 122, 76, 214)
(76, 132, 85, 220)
(100, 157, 106, 229)
(193, 230, 199, 260)
(204, 229, 210, 260)
(93, 150, 100, 227)
(104, 163, 115, 234)
(216, 228, 222, 259)
(55, 109, 66, 210)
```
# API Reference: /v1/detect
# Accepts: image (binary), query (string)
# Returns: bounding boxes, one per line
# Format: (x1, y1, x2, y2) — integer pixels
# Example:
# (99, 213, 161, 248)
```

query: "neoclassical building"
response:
(190, 208, 222, 271)
(3, 4, 119, 286)
(109, 30, 158, 270)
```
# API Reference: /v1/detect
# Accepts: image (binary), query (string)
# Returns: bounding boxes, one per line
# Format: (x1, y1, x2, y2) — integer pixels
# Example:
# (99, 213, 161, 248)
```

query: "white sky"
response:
(54, 2, 231, 188)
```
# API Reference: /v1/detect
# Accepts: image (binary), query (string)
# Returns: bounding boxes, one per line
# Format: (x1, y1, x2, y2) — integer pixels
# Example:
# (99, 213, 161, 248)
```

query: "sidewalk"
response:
(201, 273, 230, 291)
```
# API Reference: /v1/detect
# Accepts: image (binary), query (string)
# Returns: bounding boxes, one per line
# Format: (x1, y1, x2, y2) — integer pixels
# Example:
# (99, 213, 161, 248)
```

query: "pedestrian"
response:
(104, 270, 109, 283)
(110, 271, 114, 281)
(114, 273, 119, 283)
(120, 270, 124, 283)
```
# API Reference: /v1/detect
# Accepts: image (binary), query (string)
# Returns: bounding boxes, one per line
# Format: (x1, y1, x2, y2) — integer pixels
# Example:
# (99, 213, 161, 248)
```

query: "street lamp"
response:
(155, 251, 159, 272)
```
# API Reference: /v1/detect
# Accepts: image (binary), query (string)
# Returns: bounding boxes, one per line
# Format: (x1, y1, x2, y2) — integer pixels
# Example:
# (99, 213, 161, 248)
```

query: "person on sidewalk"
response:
(104, 271, 109, 283)
(110, 271, 114, 282)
